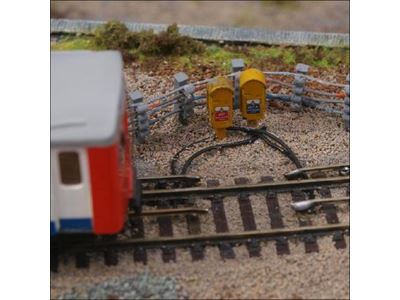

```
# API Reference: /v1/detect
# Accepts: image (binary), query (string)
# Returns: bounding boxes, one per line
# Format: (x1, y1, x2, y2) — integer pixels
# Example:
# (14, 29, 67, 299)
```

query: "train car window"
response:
(59, 152, 81, 185)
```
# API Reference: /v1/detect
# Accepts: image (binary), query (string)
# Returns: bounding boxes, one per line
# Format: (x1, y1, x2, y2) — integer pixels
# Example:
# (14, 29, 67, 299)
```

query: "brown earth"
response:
(51, 1, 349, 33)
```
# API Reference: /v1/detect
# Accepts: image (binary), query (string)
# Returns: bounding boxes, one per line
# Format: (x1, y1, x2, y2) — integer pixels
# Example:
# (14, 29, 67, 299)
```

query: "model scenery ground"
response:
(51, 41, 349, 299)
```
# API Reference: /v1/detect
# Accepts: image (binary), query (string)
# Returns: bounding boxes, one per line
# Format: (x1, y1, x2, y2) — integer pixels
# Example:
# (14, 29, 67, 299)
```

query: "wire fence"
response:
(130, 67, 349, 140)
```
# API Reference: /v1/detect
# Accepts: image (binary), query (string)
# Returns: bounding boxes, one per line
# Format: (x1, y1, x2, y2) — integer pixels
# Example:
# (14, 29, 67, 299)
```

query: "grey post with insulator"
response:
(291, 63, 309, 110)
(130, 90, 144, 107)
(129, 90, 144, 122)
(295, 63, 309, 75)
(343, 74, 350, 130)
(174, 72, 189, 88)
(173, 72, 193, 125)
(129, 90, 142, 128)
(180, 84, 195, 123)
(231, 59, 245, 109)
(130, 90, 149, 144)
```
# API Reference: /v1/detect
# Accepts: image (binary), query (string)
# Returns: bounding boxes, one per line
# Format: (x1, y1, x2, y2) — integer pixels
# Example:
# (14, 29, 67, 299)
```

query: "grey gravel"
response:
(59, 271, 187, 299)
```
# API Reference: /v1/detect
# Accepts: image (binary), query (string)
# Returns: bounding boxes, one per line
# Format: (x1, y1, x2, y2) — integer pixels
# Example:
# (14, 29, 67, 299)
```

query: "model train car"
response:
(50, 51, 139, 236)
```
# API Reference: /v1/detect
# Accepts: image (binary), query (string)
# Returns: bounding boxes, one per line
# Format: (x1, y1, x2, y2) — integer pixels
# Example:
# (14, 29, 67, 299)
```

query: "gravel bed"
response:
(250, 193, 272, 231)
(195, 199, 215, 235)
(51, 61, 349, 299)
(278, 192, 304, 228)
(142, 216, 164, 239)
(52, 236, 349, 299)
(223, 195, 243, 233)
(336, 205, 350, 224)
(133, 105, 349, 181)
(58, 272, 187, 299)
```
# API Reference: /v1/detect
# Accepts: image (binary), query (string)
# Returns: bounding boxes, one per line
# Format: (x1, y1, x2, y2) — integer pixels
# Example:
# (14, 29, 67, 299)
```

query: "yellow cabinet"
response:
(207, 77, 234, 139)
(239, 68, 266, 126)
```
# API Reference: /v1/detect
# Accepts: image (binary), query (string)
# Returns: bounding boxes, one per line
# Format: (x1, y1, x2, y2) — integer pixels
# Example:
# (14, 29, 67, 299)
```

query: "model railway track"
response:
(207, 179, 235, 259)
(129, 207, 208, 217)
(291, 189, 320, 253)
(142, 176, 349, 200)
(62, 223, 349, 251)
(285, 164, 350, 180)
(287, 164, 349, 251)
(261, 176, 290, 255)
(51, 170, 349, 271)
(139, 175, 201, 190)
(312, 172, 347, 249)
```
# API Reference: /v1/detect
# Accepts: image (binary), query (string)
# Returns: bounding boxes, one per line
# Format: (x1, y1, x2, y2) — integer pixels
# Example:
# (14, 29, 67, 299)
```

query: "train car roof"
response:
(51, 51, 124, 147)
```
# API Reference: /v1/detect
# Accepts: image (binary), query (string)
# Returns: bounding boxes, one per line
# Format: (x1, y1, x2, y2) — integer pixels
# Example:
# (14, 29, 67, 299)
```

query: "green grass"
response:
(51, 35, 349, 70)
(282, 48, 296, 65)
(178, 56, 193, 69)
(245, 45, 350, 68)
(248, 46, 282, 59)
(202, 46, 238, 71)
(51, 36, 97, 51)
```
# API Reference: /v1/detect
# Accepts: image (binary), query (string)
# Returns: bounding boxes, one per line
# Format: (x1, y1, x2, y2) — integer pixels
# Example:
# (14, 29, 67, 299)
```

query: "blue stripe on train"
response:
(60, 218, 93, 232)
(50, 221, 57, 236)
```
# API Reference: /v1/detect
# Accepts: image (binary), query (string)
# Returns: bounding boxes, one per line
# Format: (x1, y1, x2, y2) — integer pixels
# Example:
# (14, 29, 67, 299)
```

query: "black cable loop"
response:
(180, 136, 259, 175)
(171, 126, 303, 175)
(170, 136, 212, 175)
(228, 126, 303, 169)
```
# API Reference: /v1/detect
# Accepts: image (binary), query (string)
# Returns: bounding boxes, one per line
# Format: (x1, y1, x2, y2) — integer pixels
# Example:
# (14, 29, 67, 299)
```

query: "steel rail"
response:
(129, 207, 209, 217)
(141, 176, 349, 200)
(67, 223, 349, 251)
(291, 196, 350, 212)
(285, 164, 350, 179)
(139, 175, 201, 184)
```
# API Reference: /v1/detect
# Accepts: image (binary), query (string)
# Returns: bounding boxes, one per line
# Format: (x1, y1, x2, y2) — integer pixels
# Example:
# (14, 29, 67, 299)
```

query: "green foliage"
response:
(248, 46, 282, 59)
(92, 21, 140, 59)
(94, 21, 136, 49)
(91, 21, 205, 59)
(52, 24, 349, 71)
(136, 29, 158, 54)
(281, 48, 296, 65)
(295, 46, 349, 69)
(202, 46, 239, 72)
(206, 46, 236, 61)
(178, 56, 193, 69)
(141, 23, 205, 55)
(244, 45, 349, 69)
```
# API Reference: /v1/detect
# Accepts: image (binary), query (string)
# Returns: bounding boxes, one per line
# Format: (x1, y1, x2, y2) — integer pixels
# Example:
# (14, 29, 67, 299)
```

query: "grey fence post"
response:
(129, 90, 149, 144)
(173, 72, 192, 125)
(291, 63, 309, 110)
(343, 74, 350, 131)
(231, 59, 244, 109)
(181, 84, 195, 122)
